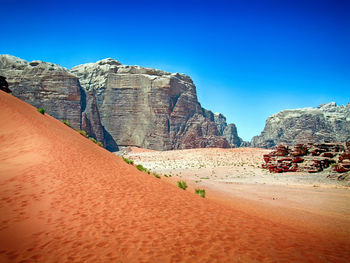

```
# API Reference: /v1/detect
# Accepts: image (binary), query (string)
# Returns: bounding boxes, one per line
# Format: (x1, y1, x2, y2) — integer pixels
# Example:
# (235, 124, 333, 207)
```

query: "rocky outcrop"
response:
(214, 113, 243, 147)
(174, 113, 231, 149)
(1, 55, 242, 151)
(71, 58, 242, 150)
(0, 55, 105, 145)
(0, 55, 82, 129)
(251, 103, 350, 148)
(262, 142, 350, 175)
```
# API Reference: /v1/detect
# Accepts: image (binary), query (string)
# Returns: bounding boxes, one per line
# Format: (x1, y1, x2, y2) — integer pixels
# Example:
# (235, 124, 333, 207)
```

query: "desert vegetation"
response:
(122, 157, 134, 165)
(76, 129, 88, 138)
(37, 107, 45, 114)
(153, 172, 161, 179)
(74, 129, 103, 147)
(90, 137, 97, 143)
(177, 180, 188, 190)
(61, 120, 70, 126)
(195, 188, 206, 198)
(136, 164, 148, 173)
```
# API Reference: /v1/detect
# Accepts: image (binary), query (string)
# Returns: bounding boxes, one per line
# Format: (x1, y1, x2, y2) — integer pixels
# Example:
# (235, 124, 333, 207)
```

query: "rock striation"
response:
(262, 142, 350, 176)
(71, 58, 243, 150)
(251, 103, 350, 148)
(0, 55, 105, 145)
(1, 55, 243, 151)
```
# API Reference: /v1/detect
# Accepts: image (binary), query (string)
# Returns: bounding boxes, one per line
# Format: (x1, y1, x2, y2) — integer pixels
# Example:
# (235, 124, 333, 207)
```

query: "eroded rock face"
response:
(0, 55, 82, 129)
(0, 55, 105, 145)
(251, 103, 350, 148)
(214, 113, 244, 147)
(80, 89, 105, 147)
(71, 59, 241, 150)
(1, 55, 242, 151)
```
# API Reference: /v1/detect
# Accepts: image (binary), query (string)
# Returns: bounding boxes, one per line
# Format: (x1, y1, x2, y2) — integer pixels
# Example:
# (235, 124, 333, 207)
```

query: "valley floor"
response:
(123, 147, 350, 247)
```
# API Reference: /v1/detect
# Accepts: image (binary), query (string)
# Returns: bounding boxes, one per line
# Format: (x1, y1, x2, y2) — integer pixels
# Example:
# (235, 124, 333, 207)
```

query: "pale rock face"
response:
(0, 55, 105, 145)
(0, 55, 82, 129)
(71, 58, 239, 150)
(251, 103, 350, 148)
(223, 124, 243, 147)
(214, 113, 243, 147)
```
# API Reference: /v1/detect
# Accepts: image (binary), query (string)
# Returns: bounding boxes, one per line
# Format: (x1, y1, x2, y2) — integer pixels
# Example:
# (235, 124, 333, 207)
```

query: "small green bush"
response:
(37, 108, 45, 115)
(62, 120, 70, 127)
(195, 188, 206, 198)
(153, 173, 161, 179)
(89, 137, 97, 143)
(122, 157, 134, 165)
(136, 164, 147, 172)
(76, 129, 88, 138)
(96, 141, 103, 147)
(177, 181, 188, 190)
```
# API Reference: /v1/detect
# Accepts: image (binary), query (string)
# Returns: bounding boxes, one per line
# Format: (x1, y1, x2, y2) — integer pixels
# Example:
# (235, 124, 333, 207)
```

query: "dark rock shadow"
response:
(0, 76, 12, 93)
(103, 127, 119, 152)
(80, 86, 86, 112)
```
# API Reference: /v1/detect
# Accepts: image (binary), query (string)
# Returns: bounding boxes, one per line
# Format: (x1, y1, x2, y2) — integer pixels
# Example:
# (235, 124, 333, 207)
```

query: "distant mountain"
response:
(0, 55, 243, 151)
(251, 102, 350, 148)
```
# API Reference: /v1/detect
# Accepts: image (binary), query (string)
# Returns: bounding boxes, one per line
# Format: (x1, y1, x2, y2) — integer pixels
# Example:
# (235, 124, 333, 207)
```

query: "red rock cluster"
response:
(262, 142, 350, 173)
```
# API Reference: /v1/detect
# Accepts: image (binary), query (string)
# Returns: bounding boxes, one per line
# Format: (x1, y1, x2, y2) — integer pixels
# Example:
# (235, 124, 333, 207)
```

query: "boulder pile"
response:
(262, 142, 350, 173)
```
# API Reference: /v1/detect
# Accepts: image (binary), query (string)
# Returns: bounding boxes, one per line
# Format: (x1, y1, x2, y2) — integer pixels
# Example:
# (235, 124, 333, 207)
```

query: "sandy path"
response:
(1, 91, 350, 262)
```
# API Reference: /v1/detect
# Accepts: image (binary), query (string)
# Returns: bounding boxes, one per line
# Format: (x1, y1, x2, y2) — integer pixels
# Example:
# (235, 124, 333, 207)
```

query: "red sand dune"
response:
(0, 91, 349, 263)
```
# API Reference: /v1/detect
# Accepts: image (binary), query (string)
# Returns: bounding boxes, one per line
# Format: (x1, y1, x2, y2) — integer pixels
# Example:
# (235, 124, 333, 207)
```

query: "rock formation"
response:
(251, 103, 350, 148)
(262, 142, 350, 176)
(213, 113, 243, 147)
(0, 55, 105, 145)
(0, 55, 243, 151)
(71, 58, 243, 150)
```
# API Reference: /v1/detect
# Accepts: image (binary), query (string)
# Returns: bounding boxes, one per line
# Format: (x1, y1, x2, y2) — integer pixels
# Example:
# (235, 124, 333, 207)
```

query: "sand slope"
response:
(0, 91, 349, 263)
(125, 147, 350, 243)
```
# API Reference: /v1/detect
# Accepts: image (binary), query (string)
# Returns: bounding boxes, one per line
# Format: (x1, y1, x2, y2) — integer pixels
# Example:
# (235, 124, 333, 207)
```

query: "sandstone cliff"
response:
(1, 55, 243, 151)
(251, 103, 350, 148)
(0, 55, 105, 145)
(214, 113, 243, 147)
(71, 58, 243, 150)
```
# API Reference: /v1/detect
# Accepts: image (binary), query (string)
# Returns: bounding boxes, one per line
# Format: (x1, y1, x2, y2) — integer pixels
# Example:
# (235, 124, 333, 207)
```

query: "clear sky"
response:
(1, 0, 349, 141)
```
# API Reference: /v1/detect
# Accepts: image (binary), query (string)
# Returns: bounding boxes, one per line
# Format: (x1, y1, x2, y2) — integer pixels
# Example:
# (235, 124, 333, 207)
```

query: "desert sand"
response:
(1, 91, 350, 263)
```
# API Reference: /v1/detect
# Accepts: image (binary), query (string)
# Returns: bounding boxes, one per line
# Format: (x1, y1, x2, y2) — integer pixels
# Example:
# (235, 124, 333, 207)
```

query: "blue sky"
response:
(1, 0, 349, 141)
